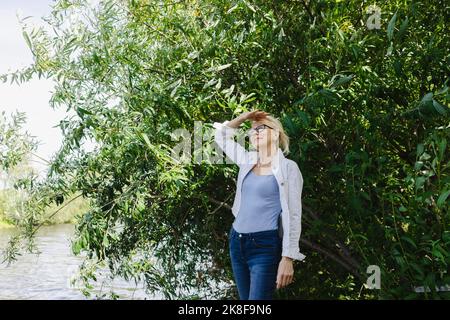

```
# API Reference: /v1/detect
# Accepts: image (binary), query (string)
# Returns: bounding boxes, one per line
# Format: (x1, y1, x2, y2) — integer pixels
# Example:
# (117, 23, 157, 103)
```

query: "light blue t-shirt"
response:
(232, 170, 282, 233)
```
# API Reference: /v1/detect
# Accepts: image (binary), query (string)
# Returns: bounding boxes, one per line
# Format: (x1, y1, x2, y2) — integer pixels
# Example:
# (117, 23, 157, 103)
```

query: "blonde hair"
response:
(261, 115, 290, 155)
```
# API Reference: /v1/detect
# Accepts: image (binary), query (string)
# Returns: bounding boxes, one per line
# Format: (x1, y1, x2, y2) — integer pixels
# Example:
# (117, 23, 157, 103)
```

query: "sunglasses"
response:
(246, 124, 273, 136)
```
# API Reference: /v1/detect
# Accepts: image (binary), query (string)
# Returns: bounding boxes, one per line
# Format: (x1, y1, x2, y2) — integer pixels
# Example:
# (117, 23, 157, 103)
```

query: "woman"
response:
(213, 109, 306, 300)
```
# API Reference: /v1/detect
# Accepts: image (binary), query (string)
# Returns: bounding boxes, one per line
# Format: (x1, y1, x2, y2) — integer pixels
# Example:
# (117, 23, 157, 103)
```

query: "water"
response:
(0, 224, 159, 300)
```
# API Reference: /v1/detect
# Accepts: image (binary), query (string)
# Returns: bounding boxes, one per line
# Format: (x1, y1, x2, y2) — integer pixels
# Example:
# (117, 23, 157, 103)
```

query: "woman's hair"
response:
(264, 115, 290, 155)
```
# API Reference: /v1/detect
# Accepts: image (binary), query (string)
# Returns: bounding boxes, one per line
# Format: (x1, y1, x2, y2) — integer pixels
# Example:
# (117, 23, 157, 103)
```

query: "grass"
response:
(0, 218, 14, 229)
(0, 188, 90, 229)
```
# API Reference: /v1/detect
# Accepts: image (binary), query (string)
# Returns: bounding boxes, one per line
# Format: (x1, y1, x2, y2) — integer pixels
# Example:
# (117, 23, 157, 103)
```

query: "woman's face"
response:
(248, 121, 278, 150)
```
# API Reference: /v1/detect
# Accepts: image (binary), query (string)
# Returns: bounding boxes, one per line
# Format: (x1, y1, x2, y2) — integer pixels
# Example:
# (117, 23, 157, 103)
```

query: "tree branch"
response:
(208, 195, 232, 212)
(300, 238, 363, 281)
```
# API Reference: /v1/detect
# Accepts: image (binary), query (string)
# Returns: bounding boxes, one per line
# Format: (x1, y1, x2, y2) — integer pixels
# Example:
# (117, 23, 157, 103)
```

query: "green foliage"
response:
(1, 0, 449, 299)
(0, 111, 37, 171)
(0, 188, 89, 226)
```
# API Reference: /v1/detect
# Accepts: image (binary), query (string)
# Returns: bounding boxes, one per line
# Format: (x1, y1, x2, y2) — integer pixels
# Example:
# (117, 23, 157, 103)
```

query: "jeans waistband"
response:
(230, 226, 279, 238)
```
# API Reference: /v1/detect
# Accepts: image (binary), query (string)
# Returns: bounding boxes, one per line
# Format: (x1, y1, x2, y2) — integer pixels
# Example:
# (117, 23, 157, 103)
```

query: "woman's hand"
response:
(227, 109, 268, 128)
(242, 109, 269, 122)
(276, 256, 294, 289)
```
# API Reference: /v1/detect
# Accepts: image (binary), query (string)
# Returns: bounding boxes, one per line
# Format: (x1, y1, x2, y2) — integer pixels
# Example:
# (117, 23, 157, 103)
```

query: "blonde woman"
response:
(213, 110, 306, 300)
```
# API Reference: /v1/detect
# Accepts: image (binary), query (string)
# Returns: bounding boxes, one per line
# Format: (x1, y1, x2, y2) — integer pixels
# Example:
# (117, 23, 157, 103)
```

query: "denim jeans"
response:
(229, 226, 282, 300)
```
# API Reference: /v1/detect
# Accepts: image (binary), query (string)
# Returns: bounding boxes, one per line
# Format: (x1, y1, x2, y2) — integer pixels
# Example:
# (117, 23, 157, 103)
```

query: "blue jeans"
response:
(229, 226, 282, 300)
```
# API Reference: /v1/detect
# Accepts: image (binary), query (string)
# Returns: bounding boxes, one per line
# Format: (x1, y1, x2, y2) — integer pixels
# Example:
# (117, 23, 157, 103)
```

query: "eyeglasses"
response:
(246, 124, 273, 136)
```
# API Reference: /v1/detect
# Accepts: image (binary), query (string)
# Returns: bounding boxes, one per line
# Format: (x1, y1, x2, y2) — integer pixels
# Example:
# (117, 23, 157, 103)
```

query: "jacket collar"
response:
(273, 147, 285, 170)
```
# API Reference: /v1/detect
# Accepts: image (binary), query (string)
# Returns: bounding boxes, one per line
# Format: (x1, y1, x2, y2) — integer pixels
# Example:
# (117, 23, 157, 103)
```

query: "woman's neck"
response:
(256, 145, 278, 166)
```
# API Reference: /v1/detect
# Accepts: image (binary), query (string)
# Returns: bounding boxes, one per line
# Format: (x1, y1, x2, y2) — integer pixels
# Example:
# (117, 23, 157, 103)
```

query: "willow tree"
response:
(1, 0, 449, 299)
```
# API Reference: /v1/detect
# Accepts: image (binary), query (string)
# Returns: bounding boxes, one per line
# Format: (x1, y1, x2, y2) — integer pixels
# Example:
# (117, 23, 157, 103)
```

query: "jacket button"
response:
(281, 182, 284, 186)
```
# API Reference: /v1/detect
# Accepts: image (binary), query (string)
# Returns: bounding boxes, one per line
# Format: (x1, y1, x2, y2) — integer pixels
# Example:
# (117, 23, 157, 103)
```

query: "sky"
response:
(0, 1, 99, 183)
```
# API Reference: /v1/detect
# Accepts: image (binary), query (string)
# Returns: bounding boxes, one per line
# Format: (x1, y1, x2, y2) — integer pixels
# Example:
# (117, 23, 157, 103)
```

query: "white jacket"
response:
(213, 120, 306, 261)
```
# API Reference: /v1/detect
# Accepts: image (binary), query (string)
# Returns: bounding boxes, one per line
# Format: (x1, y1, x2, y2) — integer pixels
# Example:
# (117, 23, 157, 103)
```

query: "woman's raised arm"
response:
(213, 110, 268, 166)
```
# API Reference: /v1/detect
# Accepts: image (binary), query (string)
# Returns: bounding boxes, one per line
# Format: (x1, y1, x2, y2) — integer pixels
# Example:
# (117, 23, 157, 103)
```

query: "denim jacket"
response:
(213, 120, 306, 261)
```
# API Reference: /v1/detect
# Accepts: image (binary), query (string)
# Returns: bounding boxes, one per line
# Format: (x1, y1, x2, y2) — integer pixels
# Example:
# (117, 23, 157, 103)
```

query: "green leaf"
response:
(243, 0, 256, 13)
(203, 78, 217, 89)
(167, 79, 182, 89)
(437, 190, 450, 209)
(167, 79, 182, 97)
(421, 92, 433, 104)
(432, 100, 448, 115)
(401, 236, 417, 249)
(187, 51, 199, 59)
(386, 43, 393, 56)
(419, 152, 431, 161)
(296, 110, 310, 126)
(414, 161, 423, 170)
(330, 74, 354, 87)
(393, 60, 403, 77)
(22, 30, 32, 51)
(387, 11, 397, 41)
(216, 63, 232, 71)
(438, 138, 447, 161)
(415, 176, 426, 189)
(72, 241, 82, 255)
(398, 17, 409, 39)
(76, 107, 92, 117)
(221, 84, 235, 97)
(353, 234, 368, 241)
(170, 86, 179, 98)
(409, 262, 425, 278)
(329, 164, 344, 173)
(226, 4, 238, 14)
(141, 133, 152, 150)
(416, 143, 424, 157)
(92, 52, 100, 64)
(432, 248, 445, 262)
(283, 116, 296, 133)
(215, 78, 222, 90)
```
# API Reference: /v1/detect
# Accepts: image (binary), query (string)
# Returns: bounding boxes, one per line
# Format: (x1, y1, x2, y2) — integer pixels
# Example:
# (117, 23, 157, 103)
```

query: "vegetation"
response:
(0, 112, 88, 228)
(0, 0, 449, 299)
(0, 188, 89, 227)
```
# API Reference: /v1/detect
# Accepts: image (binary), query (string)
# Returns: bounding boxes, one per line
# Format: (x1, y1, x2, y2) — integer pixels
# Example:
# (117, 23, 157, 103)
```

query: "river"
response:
(0, 223, 160, 299)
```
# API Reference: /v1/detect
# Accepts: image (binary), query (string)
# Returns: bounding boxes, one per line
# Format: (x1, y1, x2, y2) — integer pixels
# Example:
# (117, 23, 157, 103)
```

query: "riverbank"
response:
(0, 189, 88, 229)
(0, 219, 14, 229)
(0, 217, 78, 229)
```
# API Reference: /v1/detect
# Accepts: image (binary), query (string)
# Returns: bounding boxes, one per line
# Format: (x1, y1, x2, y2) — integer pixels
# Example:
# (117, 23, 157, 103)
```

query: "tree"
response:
(1, 0, 449, 299)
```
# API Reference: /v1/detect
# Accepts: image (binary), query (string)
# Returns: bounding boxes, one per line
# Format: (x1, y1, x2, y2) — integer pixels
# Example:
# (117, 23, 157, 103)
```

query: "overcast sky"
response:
(0, 1, 102, 183)
(0, 0, 64, 179)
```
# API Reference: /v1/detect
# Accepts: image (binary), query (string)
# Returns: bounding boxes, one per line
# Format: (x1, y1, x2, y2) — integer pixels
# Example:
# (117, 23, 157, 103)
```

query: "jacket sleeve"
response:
(283, 161, 306, 261)
(213, 120, 250, 167)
